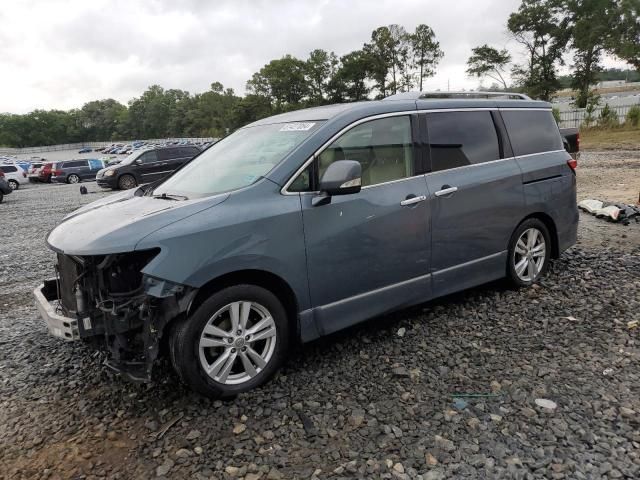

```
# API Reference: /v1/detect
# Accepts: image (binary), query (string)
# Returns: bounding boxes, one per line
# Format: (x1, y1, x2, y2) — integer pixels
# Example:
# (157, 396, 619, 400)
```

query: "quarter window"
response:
(501, 110, 563, 157)
(317, 115, 414, 187)
(427, 111, 500, 172)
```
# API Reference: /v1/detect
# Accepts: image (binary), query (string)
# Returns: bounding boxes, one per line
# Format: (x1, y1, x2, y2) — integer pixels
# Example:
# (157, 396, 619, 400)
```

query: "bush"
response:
(552, 107, 560, 124)
(598, 104, 619, 128)
(626, 105, 640, 127)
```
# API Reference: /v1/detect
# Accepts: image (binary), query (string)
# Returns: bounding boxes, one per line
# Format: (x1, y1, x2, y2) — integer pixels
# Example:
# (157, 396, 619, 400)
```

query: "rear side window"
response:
(501, 110, 563, 157)
(157, 149, 178, 160)
(1, 166, 17, 173)
(63, 160, 87, 168)
(426, 111, 500, 172)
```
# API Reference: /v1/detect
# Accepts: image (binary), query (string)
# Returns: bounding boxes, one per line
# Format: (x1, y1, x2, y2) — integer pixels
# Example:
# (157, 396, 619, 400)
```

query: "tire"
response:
(0, 192, 3, 204)
(507, 218, 551, 287)
(8, 180, 18, 190)
(118, 174, 137, 190)
(67, 174, 80, 184)
(170, 284, 290, 399)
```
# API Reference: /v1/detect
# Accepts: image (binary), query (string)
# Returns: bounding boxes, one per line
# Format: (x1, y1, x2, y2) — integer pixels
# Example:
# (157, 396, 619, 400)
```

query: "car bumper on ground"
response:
(33, 279, 80, 341)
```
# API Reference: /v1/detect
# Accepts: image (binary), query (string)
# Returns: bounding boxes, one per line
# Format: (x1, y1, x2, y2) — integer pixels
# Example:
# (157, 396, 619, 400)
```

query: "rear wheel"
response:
(8, 180, 18, 190)
(507, 218, 551, 287)
(67, 174, 80, 184)
(118, 174, 137, 190)
(170, 285, 290, 398)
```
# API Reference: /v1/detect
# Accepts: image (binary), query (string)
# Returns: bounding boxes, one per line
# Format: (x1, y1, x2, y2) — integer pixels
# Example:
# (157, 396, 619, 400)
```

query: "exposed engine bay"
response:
(44, 249, 196, 381)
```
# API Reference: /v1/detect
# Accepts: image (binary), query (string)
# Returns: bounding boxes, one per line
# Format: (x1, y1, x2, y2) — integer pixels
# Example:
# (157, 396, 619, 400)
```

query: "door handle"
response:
(435, 186, 458, 197)
(400, 195, 427, 206)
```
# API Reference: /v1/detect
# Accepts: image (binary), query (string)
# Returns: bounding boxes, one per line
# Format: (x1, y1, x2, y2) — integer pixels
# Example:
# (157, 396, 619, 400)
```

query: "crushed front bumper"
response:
(34, 279, 80, 341)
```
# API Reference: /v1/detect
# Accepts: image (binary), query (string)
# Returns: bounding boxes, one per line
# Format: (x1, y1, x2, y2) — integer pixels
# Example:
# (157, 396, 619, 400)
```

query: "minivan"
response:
(35, 92, 578, 398)
(96, 145, 201, 190)
(51, 159, 105, 184)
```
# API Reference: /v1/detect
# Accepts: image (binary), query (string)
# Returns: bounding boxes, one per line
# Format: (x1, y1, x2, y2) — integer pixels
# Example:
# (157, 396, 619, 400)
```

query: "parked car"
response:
(28, 162, 44, 182)
(35, 92, 578, 398)
(78, 147, 93, 154)
(0, 171, 12, 203)
(38, 162, 55, 183)
(560, 127, 580, 159)
(96, 145, 200, 190)
(51, 159, 105, 184)
(0, 164, 27, 190)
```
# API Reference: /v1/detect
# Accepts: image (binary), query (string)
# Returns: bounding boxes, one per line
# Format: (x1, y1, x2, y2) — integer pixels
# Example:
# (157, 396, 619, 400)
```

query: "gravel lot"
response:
(1, 152, 639, 480)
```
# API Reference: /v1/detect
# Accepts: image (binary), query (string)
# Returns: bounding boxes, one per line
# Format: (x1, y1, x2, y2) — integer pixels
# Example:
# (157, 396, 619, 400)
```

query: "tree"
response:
(246, 55, 309, 108)
(411, 24, 444, 90)
(305, 49, 337, 105)
(364, 26, 394, 97)
(328, 50, 372, 102)
(508, 0, 570, 101)
(608, 0, 640, 72)
(564, 0, 617, 108)
(466, 45, 511, 90)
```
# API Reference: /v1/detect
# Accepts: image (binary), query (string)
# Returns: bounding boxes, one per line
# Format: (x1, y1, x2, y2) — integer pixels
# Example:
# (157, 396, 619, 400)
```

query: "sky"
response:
(0, 0, 632, 114)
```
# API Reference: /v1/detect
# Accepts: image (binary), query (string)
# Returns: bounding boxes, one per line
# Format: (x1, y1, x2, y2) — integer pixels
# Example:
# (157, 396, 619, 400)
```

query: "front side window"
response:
(138, 151, 158, 164)
(317, 115, 414, 187)
(154, 121, 323, 198)
(427, 111, 500, 172)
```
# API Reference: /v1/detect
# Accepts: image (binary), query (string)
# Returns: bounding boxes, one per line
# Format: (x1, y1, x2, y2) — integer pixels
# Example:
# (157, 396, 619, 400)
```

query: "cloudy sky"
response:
(0, 0, 631, 114)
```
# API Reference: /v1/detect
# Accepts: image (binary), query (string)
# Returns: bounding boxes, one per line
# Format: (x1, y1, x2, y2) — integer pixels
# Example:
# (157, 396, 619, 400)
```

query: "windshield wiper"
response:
(152, 193, 189, 201)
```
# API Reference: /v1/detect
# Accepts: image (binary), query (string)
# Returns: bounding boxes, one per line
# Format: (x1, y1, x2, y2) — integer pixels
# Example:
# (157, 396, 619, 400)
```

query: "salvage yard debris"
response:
(578, 199, 640, 224)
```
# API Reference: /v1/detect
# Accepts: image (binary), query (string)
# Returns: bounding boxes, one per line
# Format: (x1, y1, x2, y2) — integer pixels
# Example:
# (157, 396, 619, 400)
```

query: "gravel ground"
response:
(1, 152, 639, 480)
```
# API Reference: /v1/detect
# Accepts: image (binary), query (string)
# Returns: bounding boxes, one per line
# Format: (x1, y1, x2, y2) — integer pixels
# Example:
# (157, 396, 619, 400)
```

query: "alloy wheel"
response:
(513, 227, 546, 282)
(68, 174, 79, 184)
(198, 301, 277, 385)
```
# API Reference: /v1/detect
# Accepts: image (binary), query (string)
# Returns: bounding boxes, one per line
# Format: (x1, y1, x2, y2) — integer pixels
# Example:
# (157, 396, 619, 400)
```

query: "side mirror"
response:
(312, 160, 362, 206)
(135, 159, 142, 165)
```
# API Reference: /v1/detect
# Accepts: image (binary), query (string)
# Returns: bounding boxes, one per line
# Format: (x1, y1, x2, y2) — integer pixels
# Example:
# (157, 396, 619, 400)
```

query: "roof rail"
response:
(384, 91, 531, 101)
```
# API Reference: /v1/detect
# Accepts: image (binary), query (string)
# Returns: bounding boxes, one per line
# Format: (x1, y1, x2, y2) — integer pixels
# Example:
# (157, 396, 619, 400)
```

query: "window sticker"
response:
(280, 122, 316, 132)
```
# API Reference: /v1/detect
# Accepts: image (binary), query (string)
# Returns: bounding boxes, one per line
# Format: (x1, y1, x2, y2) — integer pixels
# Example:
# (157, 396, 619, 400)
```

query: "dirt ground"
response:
(575, 150, 640, 251)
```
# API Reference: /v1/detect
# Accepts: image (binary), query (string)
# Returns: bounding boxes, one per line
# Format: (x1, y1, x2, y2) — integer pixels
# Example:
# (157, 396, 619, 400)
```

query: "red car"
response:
(38, 162, 55, 183)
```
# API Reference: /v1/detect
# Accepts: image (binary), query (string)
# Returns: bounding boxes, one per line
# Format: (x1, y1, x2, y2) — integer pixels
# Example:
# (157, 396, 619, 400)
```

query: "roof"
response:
(245, 93, 550, 128)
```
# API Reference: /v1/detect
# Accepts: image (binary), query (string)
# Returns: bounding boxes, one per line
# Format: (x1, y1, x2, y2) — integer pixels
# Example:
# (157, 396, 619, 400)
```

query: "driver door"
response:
(296, 114, 432, 335)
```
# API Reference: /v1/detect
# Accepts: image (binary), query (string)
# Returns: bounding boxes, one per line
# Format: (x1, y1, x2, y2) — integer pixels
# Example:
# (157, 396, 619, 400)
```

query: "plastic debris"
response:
(578, 198, 640, 225)
(628, 320, 638, 330)
(452, 398, 468, 410)
(603, 368, 614, 376)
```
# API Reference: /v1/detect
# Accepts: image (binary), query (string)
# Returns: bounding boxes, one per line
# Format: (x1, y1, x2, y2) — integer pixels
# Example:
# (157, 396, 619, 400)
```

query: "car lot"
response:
(0, 152, 639, 479)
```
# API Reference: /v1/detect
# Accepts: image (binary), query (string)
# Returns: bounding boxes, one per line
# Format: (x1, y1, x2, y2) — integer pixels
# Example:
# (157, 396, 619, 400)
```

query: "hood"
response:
(48, 191, 229, 255)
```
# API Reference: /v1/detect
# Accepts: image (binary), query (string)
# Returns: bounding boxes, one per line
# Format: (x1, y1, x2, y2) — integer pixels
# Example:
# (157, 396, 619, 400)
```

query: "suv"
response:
(35, 92, 578, 398)
(0, 165, 26, 190)
(96, 146, 201, 190)
(51, 159, 104, 184)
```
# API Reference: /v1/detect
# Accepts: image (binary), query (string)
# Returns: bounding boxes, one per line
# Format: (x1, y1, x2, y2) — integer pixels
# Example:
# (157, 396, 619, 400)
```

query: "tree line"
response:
(1, 0, 638, 148)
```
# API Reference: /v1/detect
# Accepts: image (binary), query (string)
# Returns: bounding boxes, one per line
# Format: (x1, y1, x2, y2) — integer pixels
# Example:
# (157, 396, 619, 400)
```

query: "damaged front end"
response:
(34, 249, 196, 382)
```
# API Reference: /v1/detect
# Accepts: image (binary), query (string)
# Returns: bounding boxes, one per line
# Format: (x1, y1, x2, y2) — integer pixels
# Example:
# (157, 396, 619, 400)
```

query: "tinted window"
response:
(157, 149, 175, 160)
(138, 151, 158, 164)
(62, 160, 87, 168)
(317, 116, 414, 187)
(501, 110, 563, 156)
(181, 147, 199, 157)
(288, 164, 312, 192)
(1, 166, 17, 173)
(427, 111, 500, 172)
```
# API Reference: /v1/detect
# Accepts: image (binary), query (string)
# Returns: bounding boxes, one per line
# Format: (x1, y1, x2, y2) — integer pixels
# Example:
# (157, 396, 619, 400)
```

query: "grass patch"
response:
(580, 127, 640, 150)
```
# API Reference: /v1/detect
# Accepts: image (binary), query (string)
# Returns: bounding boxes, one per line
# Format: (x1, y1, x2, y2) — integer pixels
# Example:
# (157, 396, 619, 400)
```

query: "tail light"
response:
(53, 169, 64, 176)
(567, 158, 578, 170)
(23, 171, 27, 178)
(0, 171, 4, 178)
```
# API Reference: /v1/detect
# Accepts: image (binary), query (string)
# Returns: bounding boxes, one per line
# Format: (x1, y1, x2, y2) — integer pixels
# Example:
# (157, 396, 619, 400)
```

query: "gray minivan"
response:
(35, 92, 578, 398)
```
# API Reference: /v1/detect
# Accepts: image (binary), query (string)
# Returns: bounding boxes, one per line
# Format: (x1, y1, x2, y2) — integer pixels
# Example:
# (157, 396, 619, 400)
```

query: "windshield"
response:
(153, 121, 323, 198)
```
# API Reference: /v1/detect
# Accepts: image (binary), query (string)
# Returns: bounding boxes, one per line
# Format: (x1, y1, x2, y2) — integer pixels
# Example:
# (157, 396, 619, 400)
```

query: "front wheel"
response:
(507, 218, 551, 287)
(8, 180, 18, 190)
(118, 174, 137, 190)
(170, 285, 290, 398)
